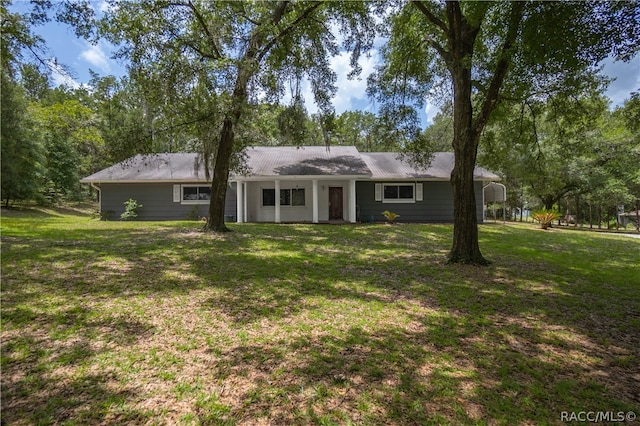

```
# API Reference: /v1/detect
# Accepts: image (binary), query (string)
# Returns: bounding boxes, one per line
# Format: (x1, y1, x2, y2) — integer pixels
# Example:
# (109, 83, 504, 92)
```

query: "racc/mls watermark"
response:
(561, 411, 636, 423)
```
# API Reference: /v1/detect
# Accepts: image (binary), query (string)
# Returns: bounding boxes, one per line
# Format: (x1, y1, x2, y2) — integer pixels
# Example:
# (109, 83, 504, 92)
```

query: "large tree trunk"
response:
(204, 67, 251, 232)
(204, 118, 236, 232)
(449, 145, 487, 264)
(448, 71, 488, 265)
(446, 3, 489, 266)
(203, 8, 272, 232)
(202, 1, 296, 232)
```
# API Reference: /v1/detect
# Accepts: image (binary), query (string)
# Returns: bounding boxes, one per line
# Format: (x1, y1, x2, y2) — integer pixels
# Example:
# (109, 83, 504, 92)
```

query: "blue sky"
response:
(14, 2, 640, 128)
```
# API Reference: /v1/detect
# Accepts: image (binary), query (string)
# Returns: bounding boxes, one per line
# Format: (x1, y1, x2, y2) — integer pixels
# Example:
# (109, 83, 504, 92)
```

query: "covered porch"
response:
(233, 177, 358, 224)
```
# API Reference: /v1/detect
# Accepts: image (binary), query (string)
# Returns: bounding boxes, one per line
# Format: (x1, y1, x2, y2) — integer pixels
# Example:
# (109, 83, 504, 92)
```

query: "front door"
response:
(329, 187, 343, 220)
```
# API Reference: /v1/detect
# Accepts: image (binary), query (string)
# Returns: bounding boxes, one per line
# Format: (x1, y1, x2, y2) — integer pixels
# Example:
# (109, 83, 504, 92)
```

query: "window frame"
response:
(262, 188, 306, 207)
(382, 183, 416, 204)
(181, 184, 211, 204)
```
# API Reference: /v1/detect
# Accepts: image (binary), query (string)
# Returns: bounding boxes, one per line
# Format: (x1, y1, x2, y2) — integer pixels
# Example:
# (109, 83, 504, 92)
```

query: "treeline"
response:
(479, 92, 640, 228)
(2, 0, 638, 229)
(1, 68, 420, 207)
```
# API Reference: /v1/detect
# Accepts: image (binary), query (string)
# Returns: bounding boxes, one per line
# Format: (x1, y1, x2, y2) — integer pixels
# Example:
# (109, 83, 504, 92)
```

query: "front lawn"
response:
(2, 209, 639, 425)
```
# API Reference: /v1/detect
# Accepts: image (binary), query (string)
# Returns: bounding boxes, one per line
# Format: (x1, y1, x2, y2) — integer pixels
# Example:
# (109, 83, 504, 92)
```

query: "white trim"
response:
(236, 181, 244, 223)
(243, 183, 248, 222)
(374, 183, 382, 201)
(181, 184, 211, 205)
(312, 179, 319, 223)
(416, 183, 423, 201)
(349, 179, 357, 223)
(80, 179, 211, 184)
(382, 183, 416, 204)
(261, 187, 306, 207)
(274, 180, 281, 223)
(81, 177, 497, 184)
(173, 185, 181, 202)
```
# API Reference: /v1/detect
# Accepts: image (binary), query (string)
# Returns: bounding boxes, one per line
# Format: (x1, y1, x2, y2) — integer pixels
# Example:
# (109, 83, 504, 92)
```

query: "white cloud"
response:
(98, 1, 112, 13)
(301, 49, 380, 115)
(47, 59, 81, 89)
(424, 103, 440, 126)
(79, 42, 111, 73)
(602, 55, 640, 107)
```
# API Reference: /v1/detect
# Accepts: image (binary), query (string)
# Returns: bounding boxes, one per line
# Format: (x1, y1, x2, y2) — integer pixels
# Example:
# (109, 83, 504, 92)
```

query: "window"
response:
(384, 184, 413, 201)
(262, 188, 306, 206)
(182, 185, 211, 204)
(291, 188, 305, 206)
(263, 189, 276, 206)
(375, 183, 423, 203)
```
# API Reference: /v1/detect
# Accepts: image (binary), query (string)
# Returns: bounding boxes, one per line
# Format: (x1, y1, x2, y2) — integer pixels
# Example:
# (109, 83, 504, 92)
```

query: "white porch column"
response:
(349, 179, 357, 223)
(236, 181, 244, 223)
(274, 179, 281, 223)
(243, 182, 248, 222)
(312, 179, 319, 223)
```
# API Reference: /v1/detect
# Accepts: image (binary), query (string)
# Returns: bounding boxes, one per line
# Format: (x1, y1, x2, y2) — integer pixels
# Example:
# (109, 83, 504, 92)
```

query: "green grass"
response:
(2, 206, 639, 425)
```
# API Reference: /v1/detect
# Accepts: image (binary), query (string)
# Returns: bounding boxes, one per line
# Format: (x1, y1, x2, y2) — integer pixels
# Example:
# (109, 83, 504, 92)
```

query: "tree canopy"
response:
(96, 0, 377, 230)
(369, 0, 640, 264)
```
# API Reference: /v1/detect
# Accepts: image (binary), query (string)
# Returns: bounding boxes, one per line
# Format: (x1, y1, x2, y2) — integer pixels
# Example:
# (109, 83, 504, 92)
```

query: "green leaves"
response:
(531, 208, 561, 229)
(0, 72, 45, 206)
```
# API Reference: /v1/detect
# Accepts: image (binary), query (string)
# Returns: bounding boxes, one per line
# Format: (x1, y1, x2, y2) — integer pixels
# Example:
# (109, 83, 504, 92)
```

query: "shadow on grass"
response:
(2, 221, 639, 423)
(1, 203, 96, 218)
(1, 305, 154, 424)
(214, 315, 635, 424)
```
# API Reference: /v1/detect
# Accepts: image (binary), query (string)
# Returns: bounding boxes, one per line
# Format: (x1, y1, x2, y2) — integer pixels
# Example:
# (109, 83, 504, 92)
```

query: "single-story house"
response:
(80, 146, 500, 223)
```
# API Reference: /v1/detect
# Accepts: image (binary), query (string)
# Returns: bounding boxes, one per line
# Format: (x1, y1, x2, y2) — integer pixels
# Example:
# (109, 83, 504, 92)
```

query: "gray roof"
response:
(244, 146, 370, 177)
(80, 153, 211, 183)
(360, 152, 499, 180)
(81, 147, 500, 183)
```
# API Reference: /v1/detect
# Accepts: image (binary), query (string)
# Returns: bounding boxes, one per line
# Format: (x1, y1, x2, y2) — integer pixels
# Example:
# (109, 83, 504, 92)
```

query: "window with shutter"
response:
(375, 183, 382, 201)
(173, 185, 181, 202)
(382, 184, 415, 203)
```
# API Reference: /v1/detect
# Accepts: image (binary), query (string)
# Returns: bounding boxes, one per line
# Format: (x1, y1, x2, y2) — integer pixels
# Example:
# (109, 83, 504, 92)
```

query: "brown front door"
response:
(329, 187, 343, 220)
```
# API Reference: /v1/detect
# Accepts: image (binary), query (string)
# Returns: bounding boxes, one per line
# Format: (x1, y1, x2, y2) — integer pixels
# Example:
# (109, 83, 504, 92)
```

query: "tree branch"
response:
(423, 35, 450, 67)
(257, 2, 323, 62)
(411, 1, 447, 33)
(524, 100, 543, 164)
(473, 1, 525, 135)
(186, 0, 222, 59)
(270, 0, 290, 26)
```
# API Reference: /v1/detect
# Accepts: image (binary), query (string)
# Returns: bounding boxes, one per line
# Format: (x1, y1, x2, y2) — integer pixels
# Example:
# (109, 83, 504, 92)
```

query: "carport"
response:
(483, 182, 507, 223)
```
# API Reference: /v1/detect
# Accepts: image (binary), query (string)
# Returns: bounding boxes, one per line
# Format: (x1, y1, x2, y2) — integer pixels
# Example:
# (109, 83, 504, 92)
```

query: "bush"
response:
(532, 208, 561, 229)
(382, 210, 400, 224)
(121, 199, 142, 220)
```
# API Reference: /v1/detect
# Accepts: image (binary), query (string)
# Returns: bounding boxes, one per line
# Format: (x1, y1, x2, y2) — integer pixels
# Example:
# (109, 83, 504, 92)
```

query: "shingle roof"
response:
(80, 153, 210, 182)
(243, 146, 371, 177)
(80, 147, 500, 183)
(360, 152, 499, 180)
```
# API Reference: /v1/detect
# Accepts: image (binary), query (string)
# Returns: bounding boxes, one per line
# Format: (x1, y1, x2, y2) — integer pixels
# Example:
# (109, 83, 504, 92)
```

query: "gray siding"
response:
(99, 182, 237, 221)
(356, 181, 484, 223)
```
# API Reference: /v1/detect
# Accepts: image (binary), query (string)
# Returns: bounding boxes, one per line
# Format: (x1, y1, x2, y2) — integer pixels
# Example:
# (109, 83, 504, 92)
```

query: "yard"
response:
(1, 206, 639, 425)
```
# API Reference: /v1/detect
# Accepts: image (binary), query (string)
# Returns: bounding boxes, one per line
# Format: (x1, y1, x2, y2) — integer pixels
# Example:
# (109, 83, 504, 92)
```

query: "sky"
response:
(13, 2, 640, 128)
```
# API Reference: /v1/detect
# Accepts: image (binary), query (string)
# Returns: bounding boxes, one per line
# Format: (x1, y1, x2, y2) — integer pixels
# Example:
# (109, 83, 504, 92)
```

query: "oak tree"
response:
(370, 1, 639, 264)
(100, 0, 375, 231)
